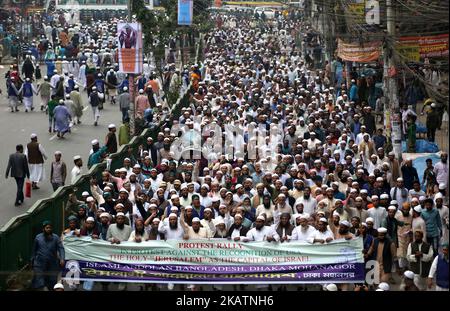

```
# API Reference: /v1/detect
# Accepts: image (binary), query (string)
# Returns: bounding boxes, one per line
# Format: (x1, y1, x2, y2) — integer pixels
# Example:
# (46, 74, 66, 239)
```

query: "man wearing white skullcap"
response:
(50, 150, 67, 191)
(180, 206, 210, 239)
(106, 212, 132, 243)
(244, 215, 277, 242)
(158, 212, 184, 240)
(433, 152, 448, 189)
(71, 155, 83, 184)
(368, 227, 396, 284)
(200, 208, 216, 236)
(368, 194, 388, 229)
(406, 229, 434, 290)
(390, 177, 409, 207)
(433, 193, 449, 245)
(377, 282, 390, 291)
(427, 243, 449, 291)
(291, 213, 316, 243)
(310, 218, 334, 244)
(402, 270, 420, 291)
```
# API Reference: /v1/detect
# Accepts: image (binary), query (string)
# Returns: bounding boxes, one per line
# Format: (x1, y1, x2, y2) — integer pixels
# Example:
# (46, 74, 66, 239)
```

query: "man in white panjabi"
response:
(244, 215, 277, 290)
(71, 155, 83, 184)
(25, 133, 48, 189)
(291, 214, 316, 243)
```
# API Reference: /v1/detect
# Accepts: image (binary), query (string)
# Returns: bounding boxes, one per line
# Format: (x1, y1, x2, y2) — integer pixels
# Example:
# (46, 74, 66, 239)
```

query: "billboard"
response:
(117, 22, 143, 74)
(178, 0, 193, 26)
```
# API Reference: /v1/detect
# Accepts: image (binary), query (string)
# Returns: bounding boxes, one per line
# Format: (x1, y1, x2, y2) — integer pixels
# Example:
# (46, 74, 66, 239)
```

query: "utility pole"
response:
(383, 0, 402, 159)
(127, 0, 136, 136)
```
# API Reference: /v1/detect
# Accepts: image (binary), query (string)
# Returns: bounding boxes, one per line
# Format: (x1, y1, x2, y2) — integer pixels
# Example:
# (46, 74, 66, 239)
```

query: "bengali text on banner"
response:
(63, 237, 365, 284)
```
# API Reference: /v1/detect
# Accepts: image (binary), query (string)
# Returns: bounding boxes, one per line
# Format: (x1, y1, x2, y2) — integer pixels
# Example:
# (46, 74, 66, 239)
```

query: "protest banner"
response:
(63, 237, 364, 284)
(337, 39, 382, 62)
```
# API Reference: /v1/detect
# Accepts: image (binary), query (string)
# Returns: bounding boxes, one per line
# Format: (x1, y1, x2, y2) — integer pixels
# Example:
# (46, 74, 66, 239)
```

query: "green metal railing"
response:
(0, 37, 203, 289)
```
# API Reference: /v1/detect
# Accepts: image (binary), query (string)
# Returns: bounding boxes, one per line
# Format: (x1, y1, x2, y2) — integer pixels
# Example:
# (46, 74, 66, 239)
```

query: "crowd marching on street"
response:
(1, 9, 448, 292)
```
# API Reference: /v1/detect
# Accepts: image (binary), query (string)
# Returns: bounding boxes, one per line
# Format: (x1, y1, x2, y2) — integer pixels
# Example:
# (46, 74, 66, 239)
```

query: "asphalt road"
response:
(0, 64, 123, 229)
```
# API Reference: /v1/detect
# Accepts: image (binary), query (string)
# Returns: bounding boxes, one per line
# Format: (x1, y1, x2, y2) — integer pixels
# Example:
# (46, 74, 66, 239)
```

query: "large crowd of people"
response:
(3, 9, 448, 292)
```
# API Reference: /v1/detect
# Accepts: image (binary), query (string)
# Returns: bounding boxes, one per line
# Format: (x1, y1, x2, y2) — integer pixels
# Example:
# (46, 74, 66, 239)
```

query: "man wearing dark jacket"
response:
(5, 144, 30, 206)
(227, 214, 250, 240)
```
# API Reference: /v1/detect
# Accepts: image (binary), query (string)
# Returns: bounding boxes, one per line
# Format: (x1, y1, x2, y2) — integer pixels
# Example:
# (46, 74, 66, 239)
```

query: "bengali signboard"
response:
(63, 237, 364, 284)
(337, 39, 382, 62)
(178, 0, 193, 26)
(398, 34, 449, 60)
(117, 23, 143, 74)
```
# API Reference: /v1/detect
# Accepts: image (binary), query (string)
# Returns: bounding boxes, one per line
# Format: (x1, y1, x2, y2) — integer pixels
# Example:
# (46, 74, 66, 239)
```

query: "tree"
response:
(132, 0, 211, 104)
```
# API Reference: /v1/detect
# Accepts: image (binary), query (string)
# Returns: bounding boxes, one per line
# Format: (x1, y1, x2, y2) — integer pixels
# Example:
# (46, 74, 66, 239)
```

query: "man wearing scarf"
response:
(272, 213, 295, 242)
(407, 230, 433, 290)
(31, 221, 65, 290)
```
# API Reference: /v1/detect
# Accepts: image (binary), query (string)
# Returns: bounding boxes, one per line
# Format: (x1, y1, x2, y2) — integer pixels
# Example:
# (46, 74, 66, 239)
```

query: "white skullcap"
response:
(185, 206, 193, 210)
(91, 139, 99, 145)
(171, 194, 179, 200)
(332, 211, 340, 217)
(152, 218, 161, 223)
(116, 212, 125, 217)
(73, 155, 82, 160)
(435, 193, 444, 200)
(211, 197, 220, 202)
(397, 177, 404, 182)
(390, 200, 398, 205)
(234, 214, 243, 219)
(360, 189, 368, 194)
(439, 183, 446, 190)
(388, 206, 397, 211)
(192, 217, 201, 223)
(53, 283, 64, 290)
(413, 206, 422, 213)
(108, 123, 116, 129)
(366, 217, 374, 223)
(214, 218, 225, 226)
(54, 151, 62, 155)
(339, 220, 351, 227)
(86, 217, 95, 222)
(377, 227, 388, 233)
(119, 188, 129, 194)
(204, 208, 212, 213)
(100, 212, 110, 218)
(169, 213, 178, 218)
(361, 222, 368, 228)
(404, 270, 415, 280)
(380, 194, 389, 199)
(300, 213, 310, 220)
(30, 133, 37, 139)
(319, 217, 328, 223)
(371, 195, 379, 199)
(82, 191, 89, 196)
(378, 282, 390, 291)
(324, 284, 338, 291)
(86, 196, 95, 202)
(376, 177, 384, 182)
(419, 196, 426, 201)
(256, 215, 266, 221)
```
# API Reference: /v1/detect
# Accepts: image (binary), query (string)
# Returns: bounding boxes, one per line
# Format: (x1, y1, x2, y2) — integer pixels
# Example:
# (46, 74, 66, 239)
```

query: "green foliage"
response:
(132, 0, 213, 56)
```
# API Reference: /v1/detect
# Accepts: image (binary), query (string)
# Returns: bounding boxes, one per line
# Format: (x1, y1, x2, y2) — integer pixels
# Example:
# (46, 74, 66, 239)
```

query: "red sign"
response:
(399, 34, 448, 59)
